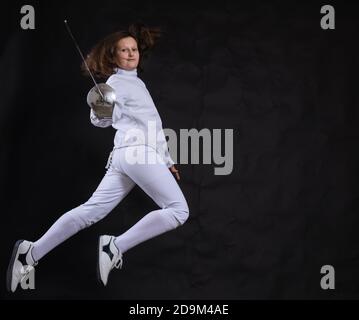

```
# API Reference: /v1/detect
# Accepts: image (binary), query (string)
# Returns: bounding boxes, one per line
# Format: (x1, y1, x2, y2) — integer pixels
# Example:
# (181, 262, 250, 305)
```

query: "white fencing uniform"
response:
(31, 68, 189, 262)
(91, 67, 175, 168)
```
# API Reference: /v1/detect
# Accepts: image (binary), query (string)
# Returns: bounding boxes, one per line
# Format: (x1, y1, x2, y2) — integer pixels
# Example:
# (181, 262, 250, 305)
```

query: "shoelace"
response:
(114, 253, 123, 269)
(113, 241, 123, 269)
(20, 265, 35, 282)
(20, 248, 38, 282)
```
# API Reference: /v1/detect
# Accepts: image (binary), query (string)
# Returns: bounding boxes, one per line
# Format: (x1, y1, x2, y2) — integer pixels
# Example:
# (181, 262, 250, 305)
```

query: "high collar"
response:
(114, 67, 137, 77)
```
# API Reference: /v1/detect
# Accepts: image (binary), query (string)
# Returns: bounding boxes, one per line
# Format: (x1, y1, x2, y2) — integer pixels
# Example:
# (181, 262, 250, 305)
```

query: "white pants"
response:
(31, 145, 189, 262)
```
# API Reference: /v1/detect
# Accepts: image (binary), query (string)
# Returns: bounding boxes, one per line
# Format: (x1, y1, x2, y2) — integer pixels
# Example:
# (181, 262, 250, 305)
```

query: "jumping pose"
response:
(7, 22, 189, 292)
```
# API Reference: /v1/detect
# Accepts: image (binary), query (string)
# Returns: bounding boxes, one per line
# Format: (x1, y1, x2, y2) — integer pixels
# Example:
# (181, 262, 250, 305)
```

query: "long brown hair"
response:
(82, 22, 162, 79)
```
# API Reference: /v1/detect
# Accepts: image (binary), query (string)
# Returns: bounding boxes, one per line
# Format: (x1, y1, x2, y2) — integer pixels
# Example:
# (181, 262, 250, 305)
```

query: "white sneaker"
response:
(97, 235, 123, 286)
(6, 240, 38, 292)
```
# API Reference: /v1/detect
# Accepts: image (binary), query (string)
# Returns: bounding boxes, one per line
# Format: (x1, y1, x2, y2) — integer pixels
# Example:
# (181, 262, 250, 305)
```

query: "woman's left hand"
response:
(169, 165, 180, 181)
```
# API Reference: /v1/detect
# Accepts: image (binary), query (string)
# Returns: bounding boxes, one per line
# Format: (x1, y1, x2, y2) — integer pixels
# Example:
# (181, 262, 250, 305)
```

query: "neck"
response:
(115, 67, 137, 77)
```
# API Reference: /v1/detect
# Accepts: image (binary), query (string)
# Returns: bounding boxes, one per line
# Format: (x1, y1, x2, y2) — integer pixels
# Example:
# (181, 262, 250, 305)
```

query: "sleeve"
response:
(157, 128, 175, 168)
(89, 108, 113, 128)
(106, 76, 127, 118)
(89, 76, 127, 128)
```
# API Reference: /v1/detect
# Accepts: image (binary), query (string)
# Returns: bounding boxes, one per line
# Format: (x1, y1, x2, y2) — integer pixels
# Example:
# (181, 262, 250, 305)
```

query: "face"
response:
(114, 36, 140, 70)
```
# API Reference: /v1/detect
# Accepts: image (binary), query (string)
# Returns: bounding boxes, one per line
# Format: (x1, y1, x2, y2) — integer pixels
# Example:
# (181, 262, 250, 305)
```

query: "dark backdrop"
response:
(1, 0, 358, 299)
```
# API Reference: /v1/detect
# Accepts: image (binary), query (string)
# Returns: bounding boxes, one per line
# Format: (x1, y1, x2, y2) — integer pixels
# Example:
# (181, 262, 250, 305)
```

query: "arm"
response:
(90, 108, 113, 128)
(158, 130, 180, 180)
(89, 76, 127, 128)
(157, 128, 175, 168)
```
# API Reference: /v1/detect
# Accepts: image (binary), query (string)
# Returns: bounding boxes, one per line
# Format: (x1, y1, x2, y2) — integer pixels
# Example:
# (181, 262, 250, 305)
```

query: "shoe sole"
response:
(97, 236, 110, 286)
(6, 240, 24, 292)
(97, 236, 103, 285)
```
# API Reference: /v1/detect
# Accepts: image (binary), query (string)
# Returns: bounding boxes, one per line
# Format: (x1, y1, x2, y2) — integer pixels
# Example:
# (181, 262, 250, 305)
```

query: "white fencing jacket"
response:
(90, 67, 175, 168)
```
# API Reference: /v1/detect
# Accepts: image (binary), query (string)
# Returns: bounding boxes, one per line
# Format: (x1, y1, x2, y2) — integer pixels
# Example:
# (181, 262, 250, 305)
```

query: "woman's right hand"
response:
(169, 165, 180, 181)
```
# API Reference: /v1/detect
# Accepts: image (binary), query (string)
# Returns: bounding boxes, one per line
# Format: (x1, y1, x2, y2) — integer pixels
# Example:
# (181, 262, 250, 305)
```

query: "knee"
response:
(80, 200, 111, 226)
(58, 210, 89, 233)
(66, 199, 111, 230)
(173, 201, 190, 226)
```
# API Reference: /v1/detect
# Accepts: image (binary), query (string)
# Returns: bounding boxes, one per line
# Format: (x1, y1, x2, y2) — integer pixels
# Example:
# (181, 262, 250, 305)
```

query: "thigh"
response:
(117, 145, 188, 210)
(86, 166, 136, 209)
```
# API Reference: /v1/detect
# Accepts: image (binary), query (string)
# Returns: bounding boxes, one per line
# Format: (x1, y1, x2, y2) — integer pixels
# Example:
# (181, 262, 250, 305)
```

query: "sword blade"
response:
(64, 19, 105, 100)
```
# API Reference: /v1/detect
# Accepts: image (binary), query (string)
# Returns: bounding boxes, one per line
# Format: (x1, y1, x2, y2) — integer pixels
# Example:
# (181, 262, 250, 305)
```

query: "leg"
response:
(31, 167, 136, 262)
(113, 145, 189, 254)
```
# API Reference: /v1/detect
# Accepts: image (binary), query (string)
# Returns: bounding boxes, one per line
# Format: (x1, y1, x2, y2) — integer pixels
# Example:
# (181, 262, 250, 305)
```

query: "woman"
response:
(7, 22, 189, 292)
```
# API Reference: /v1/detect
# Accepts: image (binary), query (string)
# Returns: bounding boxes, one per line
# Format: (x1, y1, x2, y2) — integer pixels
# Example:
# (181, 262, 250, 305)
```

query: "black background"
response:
(1, 0, 359, 299)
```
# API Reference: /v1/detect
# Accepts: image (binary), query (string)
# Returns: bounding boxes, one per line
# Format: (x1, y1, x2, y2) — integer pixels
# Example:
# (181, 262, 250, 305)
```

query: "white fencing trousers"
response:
(31, 145, 189, 262)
